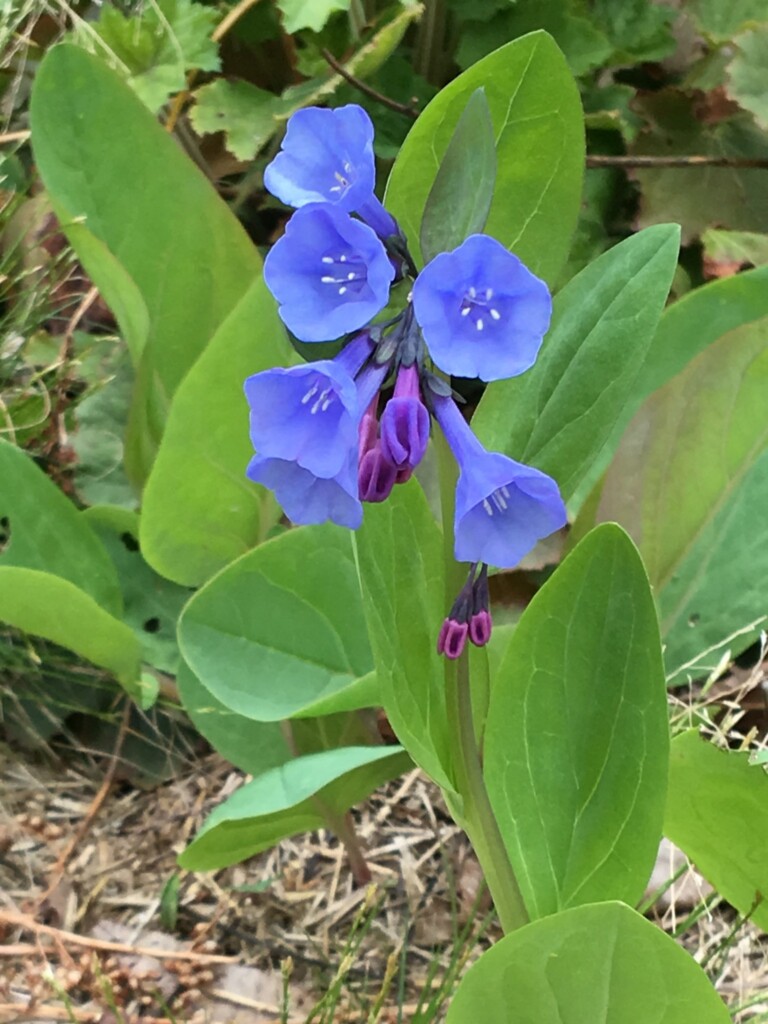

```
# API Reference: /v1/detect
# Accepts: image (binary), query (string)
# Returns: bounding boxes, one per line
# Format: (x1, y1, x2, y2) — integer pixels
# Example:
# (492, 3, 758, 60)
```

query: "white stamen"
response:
(485, 287, 493, 300)
(493, 490, 508, 511)
(311, 387, 333, 414)
(347, 272, 356, 280)
(338, 286, 347, 295)
(322, 256, 334, 264)
(468, 286, 477, 299)
(476, 318, 484, 331)
(321, 275, 336, 283)
(343, 161, 353, 172)
(501, 485, 511, 499)
(483, 498, 494, 516)
(329, 185, 342, 193)
(461, 306, 471, 316)
(301, 383, 319, 404)
(339, 254, 347, 262)
(321, 396, 333, 411)
(490, 308, 501, 321)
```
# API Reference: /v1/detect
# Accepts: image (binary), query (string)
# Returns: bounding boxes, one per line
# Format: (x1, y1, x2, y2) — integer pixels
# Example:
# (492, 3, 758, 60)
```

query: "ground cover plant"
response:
(2, 0, 768, 1021)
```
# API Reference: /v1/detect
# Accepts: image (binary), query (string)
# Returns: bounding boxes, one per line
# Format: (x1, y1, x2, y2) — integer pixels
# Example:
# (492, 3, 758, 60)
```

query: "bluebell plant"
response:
(246, 104, 567, 660)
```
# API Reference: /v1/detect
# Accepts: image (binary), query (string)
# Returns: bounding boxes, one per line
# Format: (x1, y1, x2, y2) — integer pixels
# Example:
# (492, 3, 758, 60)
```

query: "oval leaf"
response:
(485, 524, 669, 918)
(386, 30, 584, 282)
(177, 523, 374, 721)
(179, 745, 410, 870)
(447, 901, 730, 1024)
(597, 316, 768, 675)
(665, 730, 768, 932)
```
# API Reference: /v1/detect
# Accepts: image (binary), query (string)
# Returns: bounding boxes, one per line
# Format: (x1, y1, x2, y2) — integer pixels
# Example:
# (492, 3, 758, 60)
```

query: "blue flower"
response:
(264, 204, 395, 342)
(244, 334, 372, 479)
(412, 234, 551, 382)
(263, 104, 398, 239)
(433, 393, 566, 567)
(264, 105, 376, 213)
(379, 364, 430, 472)
(246, 450, 362, 530)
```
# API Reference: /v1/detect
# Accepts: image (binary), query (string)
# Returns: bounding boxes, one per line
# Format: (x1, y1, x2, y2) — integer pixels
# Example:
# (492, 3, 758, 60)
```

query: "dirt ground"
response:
(1, 728, 767, 1023)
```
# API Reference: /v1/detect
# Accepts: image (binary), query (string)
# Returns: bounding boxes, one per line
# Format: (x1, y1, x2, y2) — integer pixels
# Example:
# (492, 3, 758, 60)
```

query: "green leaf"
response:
(190, 79, 281, 161)
(473, 225, 680, 501)
(631, 89, 768, 245)
(0, 567, 144, 702)
(596, 317, 768, 676)
(83, 0, 220, 112)
(446, 901, 731, 1024)
(82, 506, 189, 674)
(687, 0, 767, 42)
(178, 524, 375, 721)
(485, 525, 668, 919)
(30, 46, 261, 483)
(355, 480, 452, 791)
(665, 731, 768, 932)
(385, 30, 584, 282)
(727, 26, 768, 132)
(0, 437, 122, 616)
(277, 0, 351, 34)
(702, 228, 768, 271)
(140, 277, 291, 587)
(176, 659, 292, 775)
(589, 0, 676, 63)
(179, 745, 410, 870)
(419, 88, 496, 263)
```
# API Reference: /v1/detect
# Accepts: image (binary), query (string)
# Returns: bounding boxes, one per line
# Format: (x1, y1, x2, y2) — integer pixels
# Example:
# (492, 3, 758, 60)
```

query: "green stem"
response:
(435, 431, 529, 934)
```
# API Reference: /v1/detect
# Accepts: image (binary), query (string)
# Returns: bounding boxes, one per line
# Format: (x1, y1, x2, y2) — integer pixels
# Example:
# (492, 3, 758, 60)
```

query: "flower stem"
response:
(435, 429, 529, 934)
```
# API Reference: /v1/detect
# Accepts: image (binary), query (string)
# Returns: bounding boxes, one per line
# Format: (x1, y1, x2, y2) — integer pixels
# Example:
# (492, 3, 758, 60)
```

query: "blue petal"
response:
(246, 452, 362, 529)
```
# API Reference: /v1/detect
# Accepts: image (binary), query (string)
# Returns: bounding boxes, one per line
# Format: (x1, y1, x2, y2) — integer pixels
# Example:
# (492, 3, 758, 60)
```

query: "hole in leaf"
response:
(121, 532, 140, 552)
(143, 617, 161, 634)
(688, 613, 700, 627)
(0, 515, 10, 553)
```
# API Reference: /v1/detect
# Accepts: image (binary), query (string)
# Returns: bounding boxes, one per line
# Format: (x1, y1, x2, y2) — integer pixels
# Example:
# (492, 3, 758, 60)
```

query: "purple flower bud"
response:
(246, 450, 362, 529)
(244, 334, 373, 479)
(359, 442, 397, 503)
(412, 234, 551, 382)
(380, 364, 430, 471)
(437, 618, 469, 660)
(264, 204, 394, 342)
(433, 394, 567, 568)
(469, 609, 492, 647)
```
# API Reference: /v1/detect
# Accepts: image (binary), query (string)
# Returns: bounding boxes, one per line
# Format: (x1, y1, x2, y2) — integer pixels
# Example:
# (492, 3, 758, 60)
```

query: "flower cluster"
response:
(245, 104, 567, 659)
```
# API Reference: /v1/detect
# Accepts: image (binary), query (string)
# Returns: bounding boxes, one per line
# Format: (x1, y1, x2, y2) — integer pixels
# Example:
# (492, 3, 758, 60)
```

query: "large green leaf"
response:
(485, 525, 668, 919)
(727, 27, 768, 132)
(419, 88, 496, 263)
(385, 30, 584, 282)
(473, 225, 680, 500)
(597, 317, 768, 676)
(355, 480, 451, 791)
(178, 524, 375, 721)
(179, 745, 410, 870)
(30, 46, 261, 481)
(571, 265, 768, 513)
(0, 437, 122, 616)
(140, 277, 291, 587)
(665, 731, 768, 932)
(446, 901, 731, 1024)
(0, 568, 144, 702)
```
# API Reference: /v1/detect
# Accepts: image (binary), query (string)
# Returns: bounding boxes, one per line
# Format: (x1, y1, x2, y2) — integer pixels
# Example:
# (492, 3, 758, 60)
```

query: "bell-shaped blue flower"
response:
(264, 204, 395, 342)
(433, 393, 566, 567)
(379, 364, 430, 472)
(244, 334, 372, 479)
(246, 450, 362, 530)
(263, 105, 398, 239)
(412, 234, 551, 382)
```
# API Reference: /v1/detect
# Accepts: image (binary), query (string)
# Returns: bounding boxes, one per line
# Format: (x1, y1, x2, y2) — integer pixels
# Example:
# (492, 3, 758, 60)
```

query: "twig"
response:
(0, 129, 31, 144)
(0, 1003, 97, 1022)
(59, 284, 100, 363)
(36, 700, 132, 909)
(586, 154, 768, 169)
(320, 49, 419, 119)
(0, 910, 238, 964)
